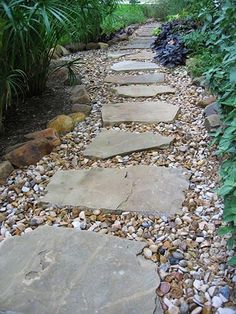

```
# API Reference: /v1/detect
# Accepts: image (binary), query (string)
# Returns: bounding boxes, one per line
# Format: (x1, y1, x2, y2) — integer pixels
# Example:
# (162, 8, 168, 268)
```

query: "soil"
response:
(0, 82, 71, 158)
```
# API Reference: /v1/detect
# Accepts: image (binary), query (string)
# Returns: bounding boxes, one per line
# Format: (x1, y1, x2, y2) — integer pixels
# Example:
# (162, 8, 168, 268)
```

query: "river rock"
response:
(24, 128, 61, 147)
(0, 161, 14, 184)
(70, 85, 91, 104)
(72, 104, 91, 116)
(47, 115, 74, 134)
(5, 139, 54, 168)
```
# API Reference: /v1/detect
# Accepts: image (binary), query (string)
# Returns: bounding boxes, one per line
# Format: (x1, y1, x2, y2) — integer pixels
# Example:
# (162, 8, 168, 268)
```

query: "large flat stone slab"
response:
(114, 85, 175, 97)
(84, 129, 174, 159)
(0, 226, 162, 314)
(120, 43, 151, 49)
(42, 166, 189, 214)
(107, 51, 135, 59)
(105, 73, 165, 85)
(111, 61, 159, 72)
(125, 51, 155, 60)
(102, 101, 180, 125)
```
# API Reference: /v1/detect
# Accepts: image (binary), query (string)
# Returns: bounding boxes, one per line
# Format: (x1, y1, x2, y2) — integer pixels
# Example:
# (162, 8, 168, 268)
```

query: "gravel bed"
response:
(0, 42, 235, 313)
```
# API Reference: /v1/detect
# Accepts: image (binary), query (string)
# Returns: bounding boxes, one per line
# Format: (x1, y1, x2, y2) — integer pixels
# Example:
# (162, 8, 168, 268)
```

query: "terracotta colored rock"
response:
(86, 42, 100, 50)
(0, 161, 14, 184)
(24, 128, 61, 147)
(5, 139, 54, 168)
(71, 104, 91, 116)
(47, 115, 74, 134)
(197, 96, 217, 107)
(69, 112, 86, 124)
(157, 282, 171, 296)
(70, 85, 91, 104)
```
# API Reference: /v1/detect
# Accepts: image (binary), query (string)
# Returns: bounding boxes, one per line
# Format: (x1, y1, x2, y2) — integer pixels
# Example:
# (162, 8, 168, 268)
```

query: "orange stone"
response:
(24, 128, 61, 147)
(5, 139, 54, 167)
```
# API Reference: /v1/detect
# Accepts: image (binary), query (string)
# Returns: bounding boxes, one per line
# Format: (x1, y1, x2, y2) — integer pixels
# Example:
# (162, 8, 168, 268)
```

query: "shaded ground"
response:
(0, 83, 71, 158)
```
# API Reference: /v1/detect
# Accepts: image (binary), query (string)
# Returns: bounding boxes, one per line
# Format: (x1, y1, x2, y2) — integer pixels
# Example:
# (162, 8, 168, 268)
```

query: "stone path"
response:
(102, 101, 180, 125)
(113, 85, 175, 97)
(42, 166, 188, 215)
(0, 226, 162, 314)
(111, 60, 158, 72)
(84, 129, 174, 159)
(105, 73, 165, 85)
(0, 23, 199, 314)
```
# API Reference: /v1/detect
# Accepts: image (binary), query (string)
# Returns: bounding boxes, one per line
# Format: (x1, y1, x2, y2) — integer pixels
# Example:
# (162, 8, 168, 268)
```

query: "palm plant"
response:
(0, 0, 118, 131)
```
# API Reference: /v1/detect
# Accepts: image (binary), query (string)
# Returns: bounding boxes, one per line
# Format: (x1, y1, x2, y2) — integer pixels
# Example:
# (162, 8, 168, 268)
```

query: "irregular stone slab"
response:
(114, 85, 175, 97)
(120, 43, 151, 49)
(105, 73, 165, 85)
(0, 226, 162, 314)
(111, 61, 158, 72)
(107, 51, 135, 59)
(102, 101, 179, 125)
(84, 129, 174, 159)
(42, 166, 189, 214)
(125, 51, 155, 60)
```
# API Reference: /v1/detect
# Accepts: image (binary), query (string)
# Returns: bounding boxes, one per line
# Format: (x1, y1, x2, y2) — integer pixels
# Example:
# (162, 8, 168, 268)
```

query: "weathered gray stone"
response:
(107, 51, 135, 59)
(105, 73, 165, 85)
(114, 85, 175, 97)
(84, 129, 174, 159)
(0, 226, 162, 314)
(204, 102, 219, 117)
(102, 101, 180, 125)
(204, 114, 222, 132)
(42, 165, 189, 215)
(125, 51, 155, 60)
(0, 161, 14, 184)
(111, 61, 158, 72)
(120, 43, 151, 49)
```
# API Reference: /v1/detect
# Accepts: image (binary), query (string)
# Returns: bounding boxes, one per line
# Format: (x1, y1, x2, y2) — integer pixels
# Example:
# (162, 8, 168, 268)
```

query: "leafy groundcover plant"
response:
(182, 0, 236, 265)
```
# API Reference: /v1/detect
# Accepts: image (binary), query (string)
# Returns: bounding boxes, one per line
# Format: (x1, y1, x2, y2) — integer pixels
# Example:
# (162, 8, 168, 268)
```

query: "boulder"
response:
(197, 96, 217, 108)
(116, 33, 129, 42)
(86, 42, 100, 50)
(24, 128, 61, 147)
(47, 115, 74, 134)
(204, 102, 220, 117)
(48, 67, 69, 83)
(69, 112, 86, 124)
(204, 114, 222, 132)
(71, 104, 91, 116)
(50, 45, 70, 59)
(5, 139, 54, 168)
(0, 161, 14, 184)
(65, 43, 86, 52)
(70, 85, 91, 104)
(98, 42, 109, 49)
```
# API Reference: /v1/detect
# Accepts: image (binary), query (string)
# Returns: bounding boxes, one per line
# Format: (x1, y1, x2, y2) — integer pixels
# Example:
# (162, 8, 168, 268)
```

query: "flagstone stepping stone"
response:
(0, 226, 162, 314)
(125, 51, 155, 60)
(105, 73, 165, 85)
(107, 51, 135, 59)
(114, 85, 175, 97)
(102, 101, 179, 125)
(42, 165, 189, 214)
(84, 129, 174, 159)
(111, 61, 158, 72)
(120, 43, 151, 49)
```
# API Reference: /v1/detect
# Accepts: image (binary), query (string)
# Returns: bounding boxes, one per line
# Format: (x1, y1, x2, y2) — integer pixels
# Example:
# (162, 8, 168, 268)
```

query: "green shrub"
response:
(181, 0, 236, 265)
(102, 4, 146, 35)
